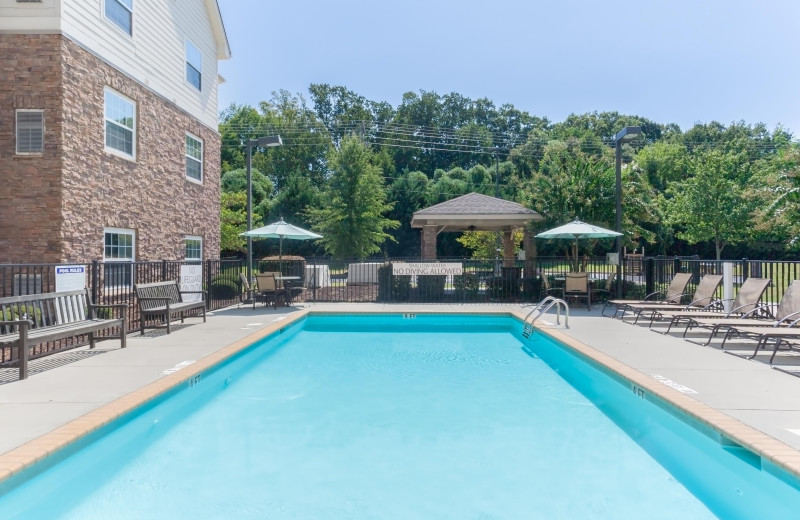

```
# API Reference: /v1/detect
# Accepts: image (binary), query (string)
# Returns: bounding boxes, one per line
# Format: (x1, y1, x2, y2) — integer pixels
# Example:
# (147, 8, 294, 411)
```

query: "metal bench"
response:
(134, 280, 206, 335)
(0, 289, 127, 380)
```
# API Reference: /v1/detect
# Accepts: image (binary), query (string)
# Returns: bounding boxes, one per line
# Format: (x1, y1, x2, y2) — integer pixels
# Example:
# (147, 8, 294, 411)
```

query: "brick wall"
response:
(0, 34, 64, 264)
(0, 35, 221, 263)
(60, 38, 221, 262)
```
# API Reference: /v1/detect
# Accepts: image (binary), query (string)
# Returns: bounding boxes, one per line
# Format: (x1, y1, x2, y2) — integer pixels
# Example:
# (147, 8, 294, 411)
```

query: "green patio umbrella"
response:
(535, 219, 622, 271)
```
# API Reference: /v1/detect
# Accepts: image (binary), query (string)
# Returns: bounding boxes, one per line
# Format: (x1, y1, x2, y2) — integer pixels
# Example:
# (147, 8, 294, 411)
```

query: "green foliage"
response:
(219, 85, 798, 260)
(662, 149, 754, 259)
(377, 264, 411, 301)
(306, 136, 399, 258)
(453, 273, 479, 299)
(417, 275, 446, 301)
(209, 277, 239, 300)
(220, 192, 249, 254)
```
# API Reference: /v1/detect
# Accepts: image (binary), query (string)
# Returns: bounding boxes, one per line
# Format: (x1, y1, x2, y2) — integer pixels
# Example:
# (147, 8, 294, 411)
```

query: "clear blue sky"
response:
(218, 0, 800, 135)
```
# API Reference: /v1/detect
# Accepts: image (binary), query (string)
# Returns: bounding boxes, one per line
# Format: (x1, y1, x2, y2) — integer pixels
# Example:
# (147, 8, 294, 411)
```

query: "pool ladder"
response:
(522, 297, 569, 338)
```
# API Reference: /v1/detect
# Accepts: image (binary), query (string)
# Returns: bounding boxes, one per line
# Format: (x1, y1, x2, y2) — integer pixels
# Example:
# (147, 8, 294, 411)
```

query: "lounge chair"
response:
(621, 274, 723, 325)
(564, 272, 590, 310)
(650, 277, 771, 336)
(710, 281, 800, 362)
(602, 272, 692, 318)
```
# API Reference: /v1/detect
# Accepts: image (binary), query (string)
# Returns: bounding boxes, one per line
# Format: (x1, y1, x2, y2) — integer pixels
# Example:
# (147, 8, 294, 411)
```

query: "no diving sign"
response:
(55, 265, 86, 292)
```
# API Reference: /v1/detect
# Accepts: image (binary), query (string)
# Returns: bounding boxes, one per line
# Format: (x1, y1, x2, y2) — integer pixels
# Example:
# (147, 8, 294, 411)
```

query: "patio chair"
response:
(253, 273, 285, 309)
(621, 274, 723, 325)
(539, 274, 564, 301)
(564, 272, 591, 310)
(602, 272, 693, 318)
(650, 277, 771, 336)
(591, 273, 616, 302)
(239, 272, 255, 307)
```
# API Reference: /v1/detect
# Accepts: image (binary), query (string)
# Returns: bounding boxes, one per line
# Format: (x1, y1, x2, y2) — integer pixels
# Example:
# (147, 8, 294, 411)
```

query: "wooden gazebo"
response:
(410, 192, 543, 271)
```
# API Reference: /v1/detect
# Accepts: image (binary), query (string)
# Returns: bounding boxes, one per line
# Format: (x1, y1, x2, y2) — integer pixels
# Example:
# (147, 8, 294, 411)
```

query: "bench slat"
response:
(0, 289, 127, 380)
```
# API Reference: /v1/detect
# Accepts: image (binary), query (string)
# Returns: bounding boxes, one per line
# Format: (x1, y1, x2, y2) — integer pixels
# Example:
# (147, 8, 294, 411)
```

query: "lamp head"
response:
(257, 135, 283, 147)
(614, 126, 642, 143)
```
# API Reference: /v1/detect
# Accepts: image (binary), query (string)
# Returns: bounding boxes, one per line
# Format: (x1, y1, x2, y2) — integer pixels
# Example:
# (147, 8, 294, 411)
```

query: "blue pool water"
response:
(0, 314, 799, 518)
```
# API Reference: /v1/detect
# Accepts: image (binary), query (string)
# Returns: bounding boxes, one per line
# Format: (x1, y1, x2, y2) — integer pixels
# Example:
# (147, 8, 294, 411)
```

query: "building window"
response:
(16, 110, 44, 154)
(104, 228, 135, 287)
(186, 133, 203, 182)
(185, 236, 202, 261)
(185, 39, 202, 91)
(105, 0, 133, 35)
(104, 87, 135, 159)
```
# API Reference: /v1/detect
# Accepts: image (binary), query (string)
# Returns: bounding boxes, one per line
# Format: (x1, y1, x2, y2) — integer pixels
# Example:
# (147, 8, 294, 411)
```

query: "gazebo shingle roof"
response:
(411, 192, 542, 232)
(414, 192, 536, 216)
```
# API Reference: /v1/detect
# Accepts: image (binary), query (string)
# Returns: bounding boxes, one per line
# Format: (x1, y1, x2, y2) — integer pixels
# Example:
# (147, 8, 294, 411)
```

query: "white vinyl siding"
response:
(186, 133, 203, 182)
(104, 0, 132, 35)
(185, 38, 202, 91)
(16, 109, 44, 154)
(61, 1, 222, 128)
(104, 87, 136, 159)
(103, 228, 135, 287)
(185, 236, 202, 260)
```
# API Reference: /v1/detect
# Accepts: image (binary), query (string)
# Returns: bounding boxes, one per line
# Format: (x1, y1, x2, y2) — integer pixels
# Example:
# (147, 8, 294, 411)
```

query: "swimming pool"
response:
(0, 313, 798, 518)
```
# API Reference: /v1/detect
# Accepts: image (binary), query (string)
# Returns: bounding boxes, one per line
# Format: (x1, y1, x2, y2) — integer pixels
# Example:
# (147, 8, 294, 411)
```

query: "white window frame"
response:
(185, 38, 203, 91)
(103, 227, 135, 288)
(16, 109, 44, 155)
(104, 87, 136, 160)
(104, 0, 133, 36)
(185, 133, 203, 183)
(185, 236, 203, 261)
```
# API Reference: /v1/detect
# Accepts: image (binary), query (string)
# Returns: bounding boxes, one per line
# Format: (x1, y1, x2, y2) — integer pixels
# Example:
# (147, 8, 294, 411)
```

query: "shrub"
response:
(522, 277, 542, 299)
(417, 275, 446, 301)
(378, 264, 411, 301)
(209, 277, 239, 299)
(454, 273, 479, 300)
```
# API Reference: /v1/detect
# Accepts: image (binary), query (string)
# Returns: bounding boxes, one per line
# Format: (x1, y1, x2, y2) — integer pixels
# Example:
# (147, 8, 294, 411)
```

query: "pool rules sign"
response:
(55, 265, 86, 292)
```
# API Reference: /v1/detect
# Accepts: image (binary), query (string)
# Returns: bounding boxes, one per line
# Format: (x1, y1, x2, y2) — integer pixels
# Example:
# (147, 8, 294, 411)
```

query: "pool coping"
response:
(1, 307, 800, 489)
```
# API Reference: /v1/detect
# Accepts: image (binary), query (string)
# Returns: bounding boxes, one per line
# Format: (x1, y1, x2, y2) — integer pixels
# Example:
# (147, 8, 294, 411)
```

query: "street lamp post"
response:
(245, 135, 282, 286)
(613, 126, 642, 297)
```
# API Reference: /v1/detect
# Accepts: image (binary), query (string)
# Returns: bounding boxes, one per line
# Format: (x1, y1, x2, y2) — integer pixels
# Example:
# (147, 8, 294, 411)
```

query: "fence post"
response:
(741, 258, 750, 280)
(205, 259, 213, 310)
(645, 257, 654, 297)
(91, 260, 100, 304)
(161, 259, 168, 281)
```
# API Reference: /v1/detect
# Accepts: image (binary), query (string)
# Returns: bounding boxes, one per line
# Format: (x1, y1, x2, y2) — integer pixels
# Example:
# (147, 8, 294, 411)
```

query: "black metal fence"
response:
(3, 255, 799, 365)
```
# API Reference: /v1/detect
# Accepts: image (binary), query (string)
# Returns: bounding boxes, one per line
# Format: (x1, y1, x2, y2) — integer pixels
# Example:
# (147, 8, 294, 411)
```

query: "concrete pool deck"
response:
(2, 302, 800, 484)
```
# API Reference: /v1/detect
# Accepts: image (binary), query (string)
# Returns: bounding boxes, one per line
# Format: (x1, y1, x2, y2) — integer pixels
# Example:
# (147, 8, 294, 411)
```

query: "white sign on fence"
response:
(180, 264, 203, 303)
(55, 265, 86, 292)
(392, 262, 463, 276)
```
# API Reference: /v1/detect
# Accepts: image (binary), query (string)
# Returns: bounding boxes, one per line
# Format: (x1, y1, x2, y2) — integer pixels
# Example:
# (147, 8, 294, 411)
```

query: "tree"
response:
(219, 191, 249, 254)
(457, 230, 524, 259)
(306, 135, 399, 258)
(220, 168, 273, 225)
(662, 150, 753, 259)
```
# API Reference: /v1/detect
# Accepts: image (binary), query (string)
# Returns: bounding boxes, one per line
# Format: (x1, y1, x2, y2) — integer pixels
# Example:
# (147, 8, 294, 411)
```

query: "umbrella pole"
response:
(279, 235, 283, 274)
(574, 237, 579, 272)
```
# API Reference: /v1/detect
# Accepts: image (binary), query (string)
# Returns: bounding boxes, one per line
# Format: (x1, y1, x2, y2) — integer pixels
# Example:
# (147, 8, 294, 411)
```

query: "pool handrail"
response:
(522, 297, 569, 337)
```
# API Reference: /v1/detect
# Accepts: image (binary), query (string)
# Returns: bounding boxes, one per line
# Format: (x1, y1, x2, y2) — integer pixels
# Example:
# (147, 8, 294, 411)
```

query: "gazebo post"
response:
(421, 225, 438, 260)
(502, 231, 515, 267)
(523, 224, 537, 278)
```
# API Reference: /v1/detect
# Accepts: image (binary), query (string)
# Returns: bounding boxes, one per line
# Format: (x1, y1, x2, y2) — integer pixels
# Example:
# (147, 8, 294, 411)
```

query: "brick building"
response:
(0, 0, 230, 269)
